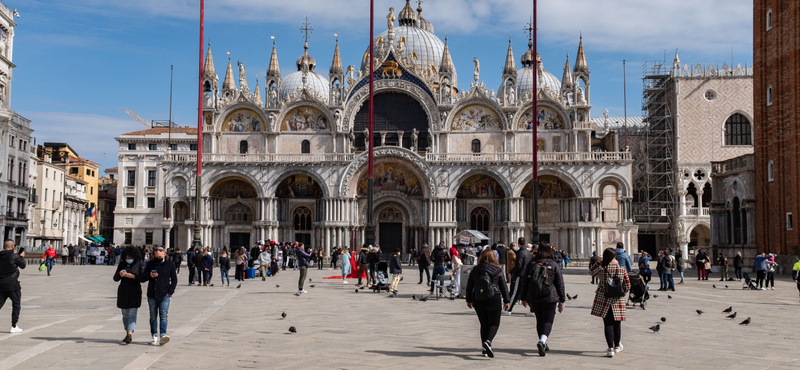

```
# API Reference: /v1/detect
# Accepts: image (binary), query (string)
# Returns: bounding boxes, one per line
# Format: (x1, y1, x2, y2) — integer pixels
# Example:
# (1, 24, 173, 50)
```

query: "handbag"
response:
(604, 267, 626, 298)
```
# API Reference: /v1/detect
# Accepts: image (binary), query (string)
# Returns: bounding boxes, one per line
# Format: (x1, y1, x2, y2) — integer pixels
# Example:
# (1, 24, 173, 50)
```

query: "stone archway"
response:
(209, 177, 259, 251)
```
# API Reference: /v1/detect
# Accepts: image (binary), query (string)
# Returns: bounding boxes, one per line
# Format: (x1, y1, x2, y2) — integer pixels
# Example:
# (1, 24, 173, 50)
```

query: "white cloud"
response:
(20, 111, 144, 171)
(67, 0, 751, 55)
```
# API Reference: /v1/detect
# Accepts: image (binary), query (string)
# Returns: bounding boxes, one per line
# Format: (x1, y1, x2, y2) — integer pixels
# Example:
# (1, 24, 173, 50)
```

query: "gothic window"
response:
(470, 207, 490, 233)
(471, 139, 481, 153)
(301, 140, 311, 154)
(724, 113, 752, 146)
(239, 140, 248, 154)
(732, 197, 741, 244)
(633, 178, 646, 203)
(293, 207, 312, 231)
(701, 182, 712, 208)
(224, 203, 253, 224)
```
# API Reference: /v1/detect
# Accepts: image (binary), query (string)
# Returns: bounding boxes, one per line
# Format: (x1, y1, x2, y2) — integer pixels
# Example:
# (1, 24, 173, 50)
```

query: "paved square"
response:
(0, 264, 798, 369)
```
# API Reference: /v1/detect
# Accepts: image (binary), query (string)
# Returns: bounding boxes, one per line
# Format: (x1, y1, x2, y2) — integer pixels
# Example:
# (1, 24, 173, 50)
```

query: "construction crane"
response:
(125, 109, 152, 128)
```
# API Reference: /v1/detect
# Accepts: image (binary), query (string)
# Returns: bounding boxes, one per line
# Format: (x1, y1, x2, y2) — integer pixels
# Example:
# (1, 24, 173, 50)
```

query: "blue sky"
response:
(10, 0, 752, 172)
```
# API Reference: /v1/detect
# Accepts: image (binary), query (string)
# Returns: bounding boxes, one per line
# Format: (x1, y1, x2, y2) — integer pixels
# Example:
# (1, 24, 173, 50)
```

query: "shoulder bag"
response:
(604, 266, 626, 298)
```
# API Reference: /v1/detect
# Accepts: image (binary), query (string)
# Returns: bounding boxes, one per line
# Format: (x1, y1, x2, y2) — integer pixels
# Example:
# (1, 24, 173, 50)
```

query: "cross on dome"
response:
(300, 16, 314, 44)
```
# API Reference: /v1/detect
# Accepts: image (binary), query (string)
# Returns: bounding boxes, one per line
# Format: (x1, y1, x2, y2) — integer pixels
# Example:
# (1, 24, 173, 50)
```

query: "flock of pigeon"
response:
(650, 306, 751, 334)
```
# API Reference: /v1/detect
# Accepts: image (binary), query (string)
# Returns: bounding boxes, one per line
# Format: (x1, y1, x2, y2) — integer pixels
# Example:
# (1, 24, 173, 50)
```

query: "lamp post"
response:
(191, 0, 205, 251)
(364, 0, 376, 248)
(530, 0, 540, 245)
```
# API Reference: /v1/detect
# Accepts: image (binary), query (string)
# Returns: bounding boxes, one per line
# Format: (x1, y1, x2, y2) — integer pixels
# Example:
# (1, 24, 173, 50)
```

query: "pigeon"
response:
(653, 294, 659, 298)
(722, 306, 733, 313)
(567, 294, 572, 301)
(419, 296, 429, 302)
(310, 285, 315, 288)
(412, 294, 416, 300)
(696, 310, 704, 315)
(725, 285, 729, 288)
(726, 312, 737, 320)
(713, 285, 717, 288)
(572, 294, 578, 300)
(740, 317, 751, 325)
(281, 312, 287, 319)
(309, 279, 312, 282)
(236, 283, 241, 289)
(288, 326, 297, 333)
(649, 324, 660, 333)
(275, 285, 280, 288)
(355, 289, 359, 293)
(661, 317, 666, 323)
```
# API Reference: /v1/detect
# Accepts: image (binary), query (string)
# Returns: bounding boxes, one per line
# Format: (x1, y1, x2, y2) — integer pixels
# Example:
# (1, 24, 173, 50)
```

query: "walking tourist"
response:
(259, 247, 271, 280)
(718, 254, 729, 281)
(170, 247, 182, 275)
(201, 247, 214, 286)
(519, 242, 566, 356)
(466, 248, 510, 358)
(114, 246, 143, 344)
(389, 248, 402, 293)
(675, 249, 685, 284)
(193, 248, 204, 284)
(186, 246, 196, 286)
(234, 247, 246, 282)
(793, 258, 800, 301)
(662, 249, 676, 291)
(340, 247, 351, 284)
(614, 242, 632, 272)
(79, 245, 87, 265)
(140, 246, 177, 346)
(0, 240, 25, 333)
(638, 251, 651, 285)
(589, 251, 599, 284)
(367, 246, 380, 286)
(42, 245, 57, 276)
(219, 248, 230, 286)
(591, 248, 630, 358)
(450, 245, 463, 297)
(506, 243, 532, 315)
(357, 246, 369, 287)
(417, 243, 431, 285)
(60, 245, 69, 265)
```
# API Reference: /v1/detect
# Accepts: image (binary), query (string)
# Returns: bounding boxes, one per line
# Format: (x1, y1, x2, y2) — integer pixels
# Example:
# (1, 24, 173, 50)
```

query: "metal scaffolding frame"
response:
(638, 61, 676, 247)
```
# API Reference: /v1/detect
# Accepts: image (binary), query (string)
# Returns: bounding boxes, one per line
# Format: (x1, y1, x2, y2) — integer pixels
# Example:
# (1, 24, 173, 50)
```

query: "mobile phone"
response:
(121, 269, 127, 274)
(17, 247, 24, 254)
(151, 270, 157, 274)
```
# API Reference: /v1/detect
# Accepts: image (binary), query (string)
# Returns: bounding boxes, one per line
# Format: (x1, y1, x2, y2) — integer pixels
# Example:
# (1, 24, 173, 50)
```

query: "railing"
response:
(164, 153, 356, 164)
(711, 154, 754, 175)
(688, 207, 710, 216)
(426, 151, 632, 164)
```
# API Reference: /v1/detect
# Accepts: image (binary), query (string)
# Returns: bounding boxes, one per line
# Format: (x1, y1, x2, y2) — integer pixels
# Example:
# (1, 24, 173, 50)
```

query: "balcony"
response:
(425, 151, 632, 165)
(711, 154, 754, 176)
(163, 153, 355, 165)
(687, 207, 710, 216)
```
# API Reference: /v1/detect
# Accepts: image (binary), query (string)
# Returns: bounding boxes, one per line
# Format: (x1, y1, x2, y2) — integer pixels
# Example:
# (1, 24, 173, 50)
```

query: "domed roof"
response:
(280, 70, 330, 103)
(517, 67, 561, 96)
(362, 26, 446, 75)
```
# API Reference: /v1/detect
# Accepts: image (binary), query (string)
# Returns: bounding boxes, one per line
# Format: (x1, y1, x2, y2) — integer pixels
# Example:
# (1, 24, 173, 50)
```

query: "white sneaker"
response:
(761, 288, 767, 290)
(301, 289, 308, 293)
(342, 280, 348, 284)
(606, 348, 615, 357)
(525, 312, 536, 317)
(615, 342, 623, 353)
(771, 287, 775, 290)
(9, 325, 22, 333)
(159, 335, 170, 346)
(501, 310, 511, 316)
(150, 334, 159, 345)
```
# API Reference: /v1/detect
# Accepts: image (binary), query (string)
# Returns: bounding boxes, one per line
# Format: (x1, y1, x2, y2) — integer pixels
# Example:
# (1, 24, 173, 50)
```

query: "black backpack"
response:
(472, 272, 495, 301)
(526, 262, 551, 300)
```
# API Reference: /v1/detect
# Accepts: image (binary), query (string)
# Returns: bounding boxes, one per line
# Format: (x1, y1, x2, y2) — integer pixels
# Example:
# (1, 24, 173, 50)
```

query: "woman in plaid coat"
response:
(591, 248, 631, 358)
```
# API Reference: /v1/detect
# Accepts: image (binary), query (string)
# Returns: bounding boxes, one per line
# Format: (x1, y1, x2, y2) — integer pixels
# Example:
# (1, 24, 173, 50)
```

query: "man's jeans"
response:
(664, 272, 675, 290)
(148, 296, 170, 336)
(430, 266, 446, 293)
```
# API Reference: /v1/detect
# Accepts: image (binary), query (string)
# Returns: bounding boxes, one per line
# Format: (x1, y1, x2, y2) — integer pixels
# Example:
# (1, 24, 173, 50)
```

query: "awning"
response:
(78, 236, 93, 243)
(94, 236, 106, 242)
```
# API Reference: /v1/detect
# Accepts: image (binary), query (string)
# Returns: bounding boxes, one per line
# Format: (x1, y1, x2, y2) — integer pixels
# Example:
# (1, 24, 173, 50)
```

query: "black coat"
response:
(417, 247, 431, 266)
(733, 255, 744, 268)
(0, 250, 26, 291)
(510, 248, 532, 278)
(431, 246, 450, 267)
(114, 261, 143, 309)
(466, 263, 510, 309)
(389, 255, 402, 274)
(496, 245, 507, 264)
(139, 259, 178, 299)
(519, 259, 566, 305)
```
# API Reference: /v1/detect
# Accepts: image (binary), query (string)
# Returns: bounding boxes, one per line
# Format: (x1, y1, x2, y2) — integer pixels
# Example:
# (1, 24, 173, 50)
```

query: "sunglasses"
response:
(156, 249, 165, 252)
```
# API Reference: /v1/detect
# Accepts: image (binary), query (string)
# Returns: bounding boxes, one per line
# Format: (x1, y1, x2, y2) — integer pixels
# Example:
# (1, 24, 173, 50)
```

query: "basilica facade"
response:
(114, 0, 636, 259)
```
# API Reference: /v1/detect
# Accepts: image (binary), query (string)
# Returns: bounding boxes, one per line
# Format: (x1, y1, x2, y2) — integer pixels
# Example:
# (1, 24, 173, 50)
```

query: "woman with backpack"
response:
(638, 251, 651, 284)
(591, 248, 631, 358)
(519, 242, 565, 357)
(466, 248, 510, 358)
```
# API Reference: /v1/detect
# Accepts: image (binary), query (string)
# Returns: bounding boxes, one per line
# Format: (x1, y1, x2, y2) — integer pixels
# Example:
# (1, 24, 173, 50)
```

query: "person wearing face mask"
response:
(114, 247, 144, 344)
(139, 246, 178, 346)
(201, 247, 215, 286)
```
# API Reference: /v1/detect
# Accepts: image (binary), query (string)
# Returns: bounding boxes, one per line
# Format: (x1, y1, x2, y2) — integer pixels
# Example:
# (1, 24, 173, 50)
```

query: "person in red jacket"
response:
(42, 245, 57, 276)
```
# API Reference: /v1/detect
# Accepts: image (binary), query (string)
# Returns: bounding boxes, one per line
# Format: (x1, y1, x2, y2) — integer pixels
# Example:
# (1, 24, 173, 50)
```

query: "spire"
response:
(672, 49, 681, 76)
(439, 33, 454, 74)
(673, 49, 680, 64)
(253, 75, 262, 104)
(398, 0, 418, 27)
(267, 38, 281, 78)
(502, 35, 516, 77)
(222, 53, 236, 91)
(561, 53, 573, 92)
(330, 35, 343, 75)
(573, 33, 588, 73)
(203, 42, 216, 77)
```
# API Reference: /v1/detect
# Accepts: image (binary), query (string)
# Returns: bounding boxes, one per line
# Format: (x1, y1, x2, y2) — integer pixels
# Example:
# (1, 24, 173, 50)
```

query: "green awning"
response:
(94, 236, 106, 242)
(86, 236, 100, 242)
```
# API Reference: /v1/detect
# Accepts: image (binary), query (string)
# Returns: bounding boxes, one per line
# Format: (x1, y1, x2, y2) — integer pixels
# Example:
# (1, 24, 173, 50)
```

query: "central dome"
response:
(361, 26, 446, 75)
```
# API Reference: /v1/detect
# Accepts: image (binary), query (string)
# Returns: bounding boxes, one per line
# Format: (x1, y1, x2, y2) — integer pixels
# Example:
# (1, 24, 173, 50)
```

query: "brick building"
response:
(753, 1, 800, 257)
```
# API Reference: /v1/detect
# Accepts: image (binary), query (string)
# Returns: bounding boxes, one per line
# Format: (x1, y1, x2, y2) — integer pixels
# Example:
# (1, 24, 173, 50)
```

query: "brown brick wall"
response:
(754, 0, 800, 256)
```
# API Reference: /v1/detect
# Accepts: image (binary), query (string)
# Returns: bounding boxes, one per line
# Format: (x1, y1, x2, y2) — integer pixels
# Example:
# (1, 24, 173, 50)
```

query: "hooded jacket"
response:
(0, 249, 26, 291)
(615, 247, 632, 272)
(431, 245, 450, 267)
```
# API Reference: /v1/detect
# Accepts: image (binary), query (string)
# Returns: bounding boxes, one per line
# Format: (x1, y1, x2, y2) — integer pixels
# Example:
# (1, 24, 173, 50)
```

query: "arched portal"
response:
(353, 92, 430, 150)
(169, 201, 190, 250)
(274, 174, 323, 248)
(690, 224, 711, 250)
(521, 175, 578, 252)
(209, 177, 259, 251)
(455, 174, 506, 242)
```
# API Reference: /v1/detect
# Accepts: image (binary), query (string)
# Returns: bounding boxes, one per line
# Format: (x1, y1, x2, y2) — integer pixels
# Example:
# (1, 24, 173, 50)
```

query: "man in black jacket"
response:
(496, 243, 508, 273)
(506, 243, 532, 315)
(186, 247, 196, 286)
(367, 246, 381, 286)
(0, 240, 25, 333)
(389, 249, 402, 293)
(140, 246, 178, 346)
(429, 243, 451, 294)
(357, 246, 369, 287)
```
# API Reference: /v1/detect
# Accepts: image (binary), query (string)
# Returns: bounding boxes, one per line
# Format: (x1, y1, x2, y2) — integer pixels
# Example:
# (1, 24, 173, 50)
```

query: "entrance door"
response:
(539, 234, 551, 243)
(379, 223, 403, 261)
(295, 233, 311, 247)
(229, 233, 251, 252)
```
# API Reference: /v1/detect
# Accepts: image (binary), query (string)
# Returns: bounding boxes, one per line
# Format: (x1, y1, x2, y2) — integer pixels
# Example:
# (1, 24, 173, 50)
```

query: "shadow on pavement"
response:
(30, 336, 147, 345)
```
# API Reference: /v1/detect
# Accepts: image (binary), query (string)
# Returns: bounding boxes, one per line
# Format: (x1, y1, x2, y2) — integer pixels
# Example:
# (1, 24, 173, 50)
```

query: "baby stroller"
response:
(742, 273, 759, 290)
(626, 271, 650, 310)
(372, 261, 390, 293)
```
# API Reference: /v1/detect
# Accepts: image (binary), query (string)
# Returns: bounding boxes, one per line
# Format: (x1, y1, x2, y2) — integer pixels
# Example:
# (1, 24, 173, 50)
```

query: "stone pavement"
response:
(0, 263, 799, 369)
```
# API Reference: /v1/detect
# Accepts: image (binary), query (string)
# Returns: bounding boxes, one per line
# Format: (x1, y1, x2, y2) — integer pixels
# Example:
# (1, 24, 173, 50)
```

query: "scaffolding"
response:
(638, 61, 676, 248)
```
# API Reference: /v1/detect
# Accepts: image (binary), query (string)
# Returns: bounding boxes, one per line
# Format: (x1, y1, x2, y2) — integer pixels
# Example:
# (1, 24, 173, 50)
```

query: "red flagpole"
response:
(365, 0, 376, 247)
(531, 0, 540, 244)
(197, 0, 204, 176)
